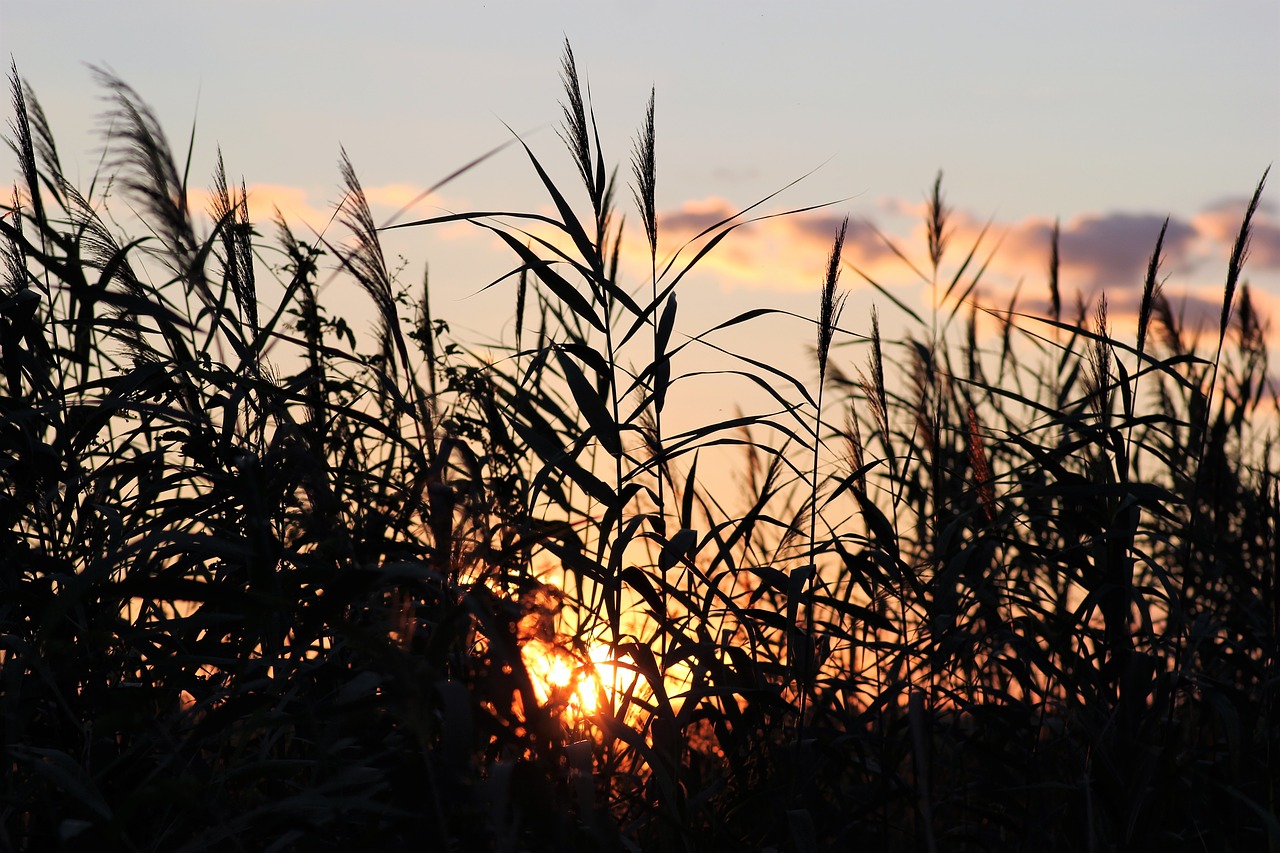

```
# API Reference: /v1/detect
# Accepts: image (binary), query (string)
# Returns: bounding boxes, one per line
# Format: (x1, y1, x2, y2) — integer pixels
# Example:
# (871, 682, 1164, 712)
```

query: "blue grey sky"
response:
(3, 0, 1278, 352)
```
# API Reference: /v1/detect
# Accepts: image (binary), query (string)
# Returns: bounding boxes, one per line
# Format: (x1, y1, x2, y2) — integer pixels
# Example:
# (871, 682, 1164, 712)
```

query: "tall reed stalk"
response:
(3, 45, 1277, 852)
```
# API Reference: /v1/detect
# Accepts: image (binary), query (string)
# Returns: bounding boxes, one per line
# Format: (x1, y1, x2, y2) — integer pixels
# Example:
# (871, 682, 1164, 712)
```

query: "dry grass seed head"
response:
(927, 171, 949, 270)
(1221, 168, 1269, 351)
(1088, 294, 1112, 420)
(966, 406, 996, 522)
(868, 307, 888, 436)
(631, 88, 657, 256)
(210, 151, 258, 336)
(846, 408, 867, 493)
(1048, 218, 1061, 327)
(94, 67, 211, 303)
(7, 63, 45, 227)
(558, 39, 594, 202)
(818, 217, 849, 386)
(1155, 291, 1185, 357)
(1136, 218, 1169, 362)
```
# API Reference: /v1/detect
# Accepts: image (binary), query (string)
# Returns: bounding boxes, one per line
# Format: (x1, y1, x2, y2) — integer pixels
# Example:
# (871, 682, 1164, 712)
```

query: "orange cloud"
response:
(184, 182, 475, 243)
(632, 191, 1280, 366)
(649, 197, 906, 292)
(657, 196, 740, 236)
(186, 183, 335, 235)
(647, 196, 1209, 300)
(174, 181, 1280, 334)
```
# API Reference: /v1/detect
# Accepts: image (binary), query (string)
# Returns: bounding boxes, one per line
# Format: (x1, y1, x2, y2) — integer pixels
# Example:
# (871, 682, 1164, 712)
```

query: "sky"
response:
(3, 0, 1279, 401)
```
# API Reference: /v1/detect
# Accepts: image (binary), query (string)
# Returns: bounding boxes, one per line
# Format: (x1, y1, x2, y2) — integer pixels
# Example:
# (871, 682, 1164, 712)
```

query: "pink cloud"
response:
(949, 211, 1198, 292)
(657, 196, 743, 236)
(788, 212, 899, 268)
(1249, 222, 1280, 270)
(177, 182, 1278, 323)
(650, 196, 1221, 298)
(1193, 198, 1280, 272)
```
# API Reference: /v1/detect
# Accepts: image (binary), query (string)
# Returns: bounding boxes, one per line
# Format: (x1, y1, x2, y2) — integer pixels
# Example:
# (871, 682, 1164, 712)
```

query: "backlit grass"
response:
(2, 44, 1277, 851)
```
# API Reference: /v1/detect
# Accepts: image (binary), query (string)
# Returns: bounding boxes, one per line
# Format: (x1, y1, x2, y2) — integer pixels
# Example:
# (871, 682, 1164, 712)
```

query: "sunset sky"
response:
(3, 1, 1278, 385)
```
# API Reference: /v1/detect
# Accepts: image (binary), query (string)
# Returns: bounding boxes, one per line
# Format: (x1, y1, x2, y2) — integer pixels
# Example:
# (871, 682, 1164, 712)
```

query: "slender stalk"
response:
(797, 217, 847, 741)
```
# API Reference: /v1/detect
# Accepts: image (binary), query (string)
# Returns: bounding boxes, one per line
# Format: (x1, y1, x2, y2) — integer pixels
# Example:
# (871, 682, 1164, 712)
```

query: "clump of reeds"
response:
(3, 43, 1277, 853)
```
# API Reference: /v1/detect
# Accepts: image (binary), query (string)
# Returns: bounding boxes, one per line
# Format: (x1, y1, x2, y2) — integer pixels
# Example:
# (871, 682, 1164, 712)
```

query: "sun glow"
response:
(518, 638, 653, 725)
(521, 639, 603, 717)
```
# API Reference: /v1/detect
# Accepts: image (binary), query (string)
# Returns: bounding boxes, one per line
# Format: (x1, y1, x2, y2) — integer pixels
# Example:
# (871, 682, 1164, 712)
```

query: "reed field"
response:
(2, 44, 1278, 851)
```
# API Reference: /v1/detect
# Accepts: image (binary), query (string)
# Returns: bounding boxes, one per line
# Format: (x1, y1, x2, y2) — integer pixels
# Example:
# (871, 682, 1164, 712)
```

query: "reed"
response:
(2, 44, 1277, 851)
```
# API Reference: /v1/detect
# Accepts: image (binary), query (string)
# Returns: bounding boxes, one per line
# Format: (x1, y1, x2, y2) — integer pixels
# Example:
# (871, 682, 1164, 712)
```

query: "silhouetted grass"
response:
(2, 44, 1277, 852)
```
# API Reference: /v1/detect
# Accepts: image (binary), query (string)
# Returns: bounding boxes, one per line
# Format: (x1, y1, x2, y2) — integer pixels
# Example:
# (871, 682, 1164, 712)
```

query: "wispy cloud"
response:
(1193, 197, 1280, 271)
(988, 212, 1198, 290)
(186, 181, 468, 238)
(646, 193, 1280, 300)
(178, 182, 1280, 336)
(788, 212, 898, 268)
(652, 197, 903, 290)
(188, 182, 335, 235)
(658, 196, 739, 236)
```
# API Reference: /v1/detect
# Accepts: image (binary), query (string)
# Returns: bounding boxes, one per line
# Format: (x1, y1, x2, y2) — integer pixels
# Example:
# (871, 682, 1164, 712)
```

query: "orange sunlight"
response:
(521, 638, 617, 719)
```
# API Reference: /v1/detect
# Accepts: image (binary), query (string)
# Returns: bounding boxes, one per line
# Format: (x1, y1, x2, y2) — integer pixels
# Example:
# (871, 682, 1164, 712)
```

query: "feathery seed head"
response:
(631, 88, 657, 257)
(817, 217, 849, 385)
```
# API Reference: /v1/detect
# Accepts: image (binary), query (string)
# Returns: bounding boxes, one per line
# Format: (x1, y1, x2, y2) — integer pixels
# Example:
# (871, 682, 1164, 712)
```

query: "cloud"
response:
(939, 204, 1280, 350)
(657, 196, 739, 236)
(1121, 280, 1280, 348)
(1249, 222, 1280, 270)
(1193, 197, 1280, 272)
(187, 183, 335, 235)
(947, 211, 1199, 293)
(651, 197, 908, 291)
(648, 194, 1249, 302)
(184, 182, 468, 240)
(788, 212, 899, 269)
(178, 181, 1280, 325)
(1054, 213, 1198, 287)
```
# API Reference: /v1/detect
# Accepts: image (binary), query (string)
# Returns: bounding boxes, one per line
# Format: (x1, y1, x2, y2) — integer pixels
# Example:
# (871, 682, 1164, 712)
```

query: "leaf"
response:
(11, 746, 113, 821)
(490, 228, 604, 332)
(621, 566, 666, 617)
(658, 527, 697, 574)
(555, 347, 621, 456)
(853, 487, 902, 576)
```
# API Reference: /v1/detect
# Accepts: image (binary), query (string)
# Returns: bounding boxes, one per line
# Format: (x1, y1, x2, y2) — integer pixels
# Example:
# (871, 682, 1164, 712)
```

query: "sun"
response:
(520, 639, 636, 721)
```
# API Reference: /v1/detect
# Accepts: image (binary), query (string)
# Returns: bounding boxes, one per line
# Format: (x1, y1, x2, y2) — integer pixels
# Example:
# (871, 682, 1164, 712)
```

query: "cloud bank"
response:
(648, 192, 1280, 300)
